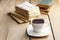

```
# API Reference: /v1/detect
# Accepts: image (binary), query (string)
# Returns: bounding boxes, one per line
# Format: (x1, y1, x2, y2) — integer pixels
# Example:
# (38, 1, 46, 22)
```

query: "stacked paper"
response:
(8, 1, 41, 24)
(16, 1, 41, 19)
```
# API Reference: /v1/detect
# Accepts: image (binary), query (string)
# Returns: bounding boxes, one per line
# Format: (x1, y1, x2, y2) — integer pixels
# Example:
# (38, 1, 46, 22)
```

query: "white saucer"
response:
(27, 24, 51, 37)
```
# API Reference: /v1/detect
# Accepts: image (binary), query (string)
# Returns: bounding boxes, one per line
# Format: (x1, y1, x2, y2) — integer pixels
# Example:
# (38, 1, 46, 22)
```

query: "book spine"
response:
(15, 11, 29, 19)
(15, 6, 29, 16)
(37, 4, 49, 10)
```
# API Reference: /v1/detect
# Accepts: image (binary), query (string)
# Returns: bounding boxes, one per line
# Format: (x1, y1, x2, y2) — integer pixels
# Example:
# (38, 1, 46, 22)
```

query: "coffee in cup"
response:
(32, 19, 44, 33)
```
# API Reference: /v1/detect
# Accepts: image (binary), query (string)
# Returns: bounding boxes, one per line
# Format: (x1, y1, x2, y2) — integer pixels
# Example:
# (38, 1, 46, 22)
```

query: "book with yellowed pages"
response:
(15, 1, 41, 19)
(8, 13, 24, 24)
(7, 12, 29, 24)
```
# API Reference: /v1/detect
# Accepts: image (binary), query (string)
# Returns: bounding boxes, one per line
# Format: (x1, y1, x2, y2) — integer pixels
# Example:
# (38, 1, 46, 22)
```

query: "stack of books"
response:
(37, 4, 49, 15)
(8, 12, 29, 24)
(8, 1, 40, 24)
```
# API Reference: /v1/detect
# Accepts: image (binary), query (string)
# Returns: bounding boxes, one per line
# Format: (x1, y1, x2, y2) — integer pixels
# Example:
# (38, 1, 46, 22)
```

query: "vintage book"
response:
(37, 4, 49, 10)
(15, 6, 28, 16)
(7, 12, 29, 24)
(37, 4, 49, 15)
(15, 11, 29, 19)
(7, 13, 25, 24)
(15, 1, 40, 19)
(9, 12, 28, 22)
(40, 9, 48, 15)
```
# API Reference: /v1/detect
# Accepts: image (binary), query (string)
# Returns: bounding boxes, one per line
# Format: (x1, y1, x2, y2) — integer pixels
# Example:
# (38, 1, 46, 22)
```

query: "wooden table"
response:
(49, 3, 60, 40)
(0, 0, 60, 40)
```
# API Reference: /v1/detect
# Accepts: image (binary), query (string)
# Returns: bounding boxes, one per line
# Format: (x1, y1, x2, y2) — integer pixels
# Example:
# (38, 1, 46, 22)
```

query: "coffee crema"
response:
(32, 19, 44, 24)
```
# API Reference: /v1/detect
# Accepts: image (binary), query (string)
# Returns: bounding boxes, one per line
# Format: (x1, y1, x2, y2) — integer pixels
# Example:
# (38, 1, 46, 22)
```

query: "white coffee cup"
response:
(32, 19, 44, 33)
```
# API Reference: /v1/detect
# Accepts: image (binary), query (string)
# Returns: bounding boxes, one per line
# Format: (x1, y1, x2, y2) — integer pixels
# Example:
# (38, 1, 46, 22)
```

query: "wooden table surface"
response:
(49, 3, 60, 40)
(0, 0, 59, 40)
